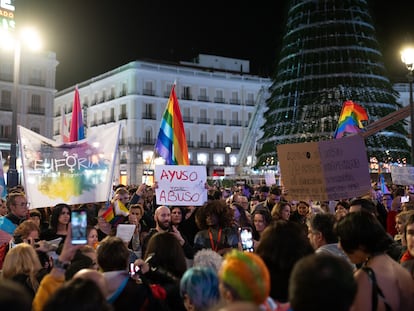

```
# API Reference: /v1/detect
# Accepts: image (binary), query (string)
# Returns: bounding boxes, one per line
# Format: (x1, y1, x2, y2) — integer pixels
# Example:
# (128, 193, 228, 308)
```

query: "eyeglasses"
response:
(15, 202, 30, 208)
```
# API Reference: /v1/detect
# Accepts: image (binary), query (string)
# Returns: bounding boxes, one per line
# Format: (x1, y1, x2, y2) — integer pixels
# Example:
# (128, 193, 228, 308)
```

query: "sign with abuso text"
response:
(155, 165, 208, 206)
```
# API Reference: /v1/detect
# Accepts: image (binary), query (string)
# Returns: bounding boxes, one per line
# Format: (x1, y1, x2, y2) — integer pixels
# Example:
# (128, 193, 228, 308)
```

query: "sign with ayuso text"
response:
(155, 165, 208, 206)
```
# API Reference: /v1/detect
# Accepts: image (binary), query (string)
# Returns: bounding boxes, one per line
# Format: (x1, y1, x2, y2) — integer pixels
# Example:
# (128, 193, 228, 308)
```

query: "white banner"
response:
(155, 165, 208, 206)
(18, 124, 120, 208)
(390, 166, 414, 186)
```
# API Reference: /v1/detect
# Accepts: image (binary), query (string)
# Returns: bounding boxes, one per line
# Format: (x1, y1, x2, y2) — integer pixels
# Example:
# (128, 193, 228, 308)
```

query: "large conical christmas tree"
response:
(256, 0, 410, 168)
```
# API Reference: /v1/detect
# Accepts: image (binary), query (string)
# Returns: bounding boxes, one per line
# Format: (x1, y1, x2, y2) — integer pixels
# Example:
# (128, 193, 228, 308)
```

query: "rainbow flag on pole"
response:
(155, 84, 189, 165)
(333, 100, 368, 139)
(69, 86, 85, 142)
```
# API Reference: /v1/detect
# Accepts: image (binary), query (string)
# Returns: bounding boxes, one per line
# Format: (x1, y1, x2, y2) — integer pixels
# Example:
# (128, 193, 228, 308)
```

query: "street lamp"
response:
(401, 47, 414, 166)
(1, 28, 41, 188)
(224, 145, 232, 166)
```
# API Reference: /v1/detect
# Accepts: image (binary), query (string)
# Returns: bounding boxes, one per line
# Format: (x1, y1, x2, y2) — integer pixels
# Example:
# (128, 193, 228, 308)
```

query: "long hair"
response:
(255, 220, 314, 302)
(145, 232, 187, 279)
(2, 243, 42, 292)
(49, 203, 71, 233)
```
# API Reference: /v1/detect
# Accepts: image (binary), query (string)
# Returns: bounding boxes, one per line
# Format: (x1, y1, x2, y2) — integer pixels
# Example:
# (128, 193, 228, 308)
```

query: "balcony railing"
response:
(197, 118, 210, 124)
(0, 103, 12, 111)
(182, 116, 193, 123)
(142, 113, 156, 120)
(198, 141, 211, 148)
(229, 120, 242, 126)
(229, 99, 241, 105)
(143, 89, 155, 96)
(213, 119, 226, 125)
(119, 113, 128, 120)
(198, 95, 210, 102)
(142, 138, 156, 145)
(28, 107, 45, 115)
(214, 97, 225, 103)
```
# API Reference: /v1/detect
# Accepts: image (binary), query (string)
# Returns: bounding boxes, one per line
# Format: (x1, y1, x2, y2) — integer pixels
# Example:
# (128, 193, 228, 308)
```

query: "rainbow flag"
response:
(101, 200, 128, 226)
(333, 100, 368, 139)
(69, 86, 85, 142)
(155, 85, 189, 165)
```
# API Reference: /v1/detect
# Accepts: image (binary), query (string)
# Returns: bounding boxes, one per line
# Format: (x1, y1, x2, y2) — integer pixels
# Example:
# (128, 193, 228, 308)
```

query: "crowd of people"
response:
(0, 181, 414, 311)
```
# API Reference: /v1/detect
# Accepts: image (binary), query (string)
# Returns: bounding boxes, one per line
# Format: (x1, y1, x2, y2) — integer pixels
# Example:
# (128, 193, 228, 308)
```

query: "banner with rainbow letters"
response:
(18, 124, 120, 208)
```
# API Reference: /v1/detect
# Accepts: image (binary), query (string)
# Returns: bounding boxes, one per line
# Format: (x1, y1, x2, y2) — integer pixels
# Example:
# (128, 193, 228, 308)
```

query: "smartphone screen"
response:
(129, 263, 140, 277)
(239, 227, 254, 252)
(71, 210, 87, 245)
(401, 195, 410, 203)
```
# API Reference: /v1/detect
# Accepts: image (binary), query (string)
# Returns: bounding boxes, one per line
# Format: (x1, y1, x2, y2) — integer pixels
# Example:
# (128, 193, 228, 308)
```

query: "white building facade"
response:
(54, 55, 271, 185)
(0, 47, 58, 181)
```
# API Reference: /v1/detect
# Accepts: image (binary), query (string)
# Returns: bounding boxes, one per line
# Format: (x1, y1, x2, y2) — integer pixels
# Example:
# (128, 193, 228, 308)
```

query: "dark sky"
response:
(12, 0, 414, 91)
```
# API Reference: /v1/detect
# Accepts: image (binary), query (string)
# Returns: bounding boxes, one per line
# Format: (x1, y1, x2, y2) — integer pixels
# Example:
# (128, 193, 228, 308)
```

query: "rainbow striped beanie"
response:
(219, 249, 270, 305)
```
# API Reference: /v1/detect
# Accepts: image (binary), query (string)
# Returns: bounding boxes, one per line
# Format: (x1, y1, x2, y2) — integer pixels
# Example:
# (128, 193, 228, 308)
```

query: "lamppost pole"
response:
(409, 72, 414, 166)
(7, 41, 20, 188)
(401, 47, 414, 165)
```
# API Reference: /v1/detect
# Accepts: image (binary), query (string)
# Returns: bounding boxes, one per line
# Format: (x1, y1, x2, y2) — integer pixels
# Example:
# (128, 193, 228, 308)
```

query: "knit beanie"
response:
(219, 249, 270, 305)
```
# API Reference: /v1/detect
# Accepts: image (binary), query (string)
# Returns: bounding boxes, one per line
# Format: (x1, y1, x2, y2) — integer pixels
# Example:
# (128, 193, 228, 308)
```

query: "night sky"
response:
(12, 0, 414, 91)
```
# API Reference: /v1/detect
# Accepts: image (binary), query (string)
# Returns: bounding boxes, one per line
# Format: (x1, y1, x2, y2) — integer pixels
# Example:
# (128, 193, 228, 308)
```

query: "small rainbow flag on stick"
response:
(333, 100, 368, 139)
(155, 84, 189, 165)
(101, 200, 129, 226)
(69, 86, 85, 142)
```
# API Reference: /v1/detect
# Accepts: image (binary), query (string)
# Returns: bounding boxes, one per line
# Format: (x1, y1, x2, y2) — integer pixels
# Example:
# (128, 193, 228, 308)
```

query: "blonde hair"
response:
(2, 243, 42, 291)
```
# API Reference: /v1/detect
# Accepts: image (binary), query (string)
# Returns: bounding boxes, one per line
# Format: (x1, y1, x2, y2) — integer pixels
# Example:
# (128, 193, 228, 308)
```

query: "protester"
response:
(135, 232, 187, 311)
(251, 209, 271, 244)
(271, 201, 291, 221)
(142, 205, 194, 260)
(2, 243, 43, 300)
(0, 192, 29, 237)
(218, 249, 280, 310)
(180, 266, 220, 311)
(95, 205, 114, 241)
(192, 249, 223, 273)
(0, 279, 32, 311)
(86, 225, 99, 249)
(288, 254, 357, 311)
(194, 200, 238, 255)
(42, 278, 112, 311)
(335, 211, 414, 310)
(307, 213, 355, 270)
(125, 203, 146, 258)
(334, 200, 350, 221)
(97, 235, 163, 311)
(400, 213, 414, 277)
(40, 203, 71, 243)
(255, 220, 313, 305)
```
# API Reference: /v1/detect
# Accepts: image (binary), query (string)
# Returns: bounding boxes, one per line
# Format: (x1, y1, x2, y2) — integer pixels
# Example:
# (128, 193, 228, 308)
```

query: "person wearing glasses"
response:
(0, 192, 29, 238)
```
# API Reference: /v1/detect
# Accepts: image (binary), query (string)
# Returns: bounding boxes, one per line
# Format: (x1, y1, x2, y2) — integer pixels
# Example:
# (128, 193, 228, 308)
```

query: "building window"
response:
(29, 94, 43, 114)
(1, 90, 11, 109)
(0, 125, 11, 138)
(183, 86, 191, 100)
(144, 81, 154, 96)
(144, 103, 154, 119)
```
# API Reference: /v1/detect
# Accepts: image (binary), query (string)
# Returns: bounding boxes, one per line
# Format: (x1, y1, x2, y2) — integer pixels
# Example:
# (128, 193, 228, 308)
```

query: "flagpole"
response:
(333, 101, 346, 138)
